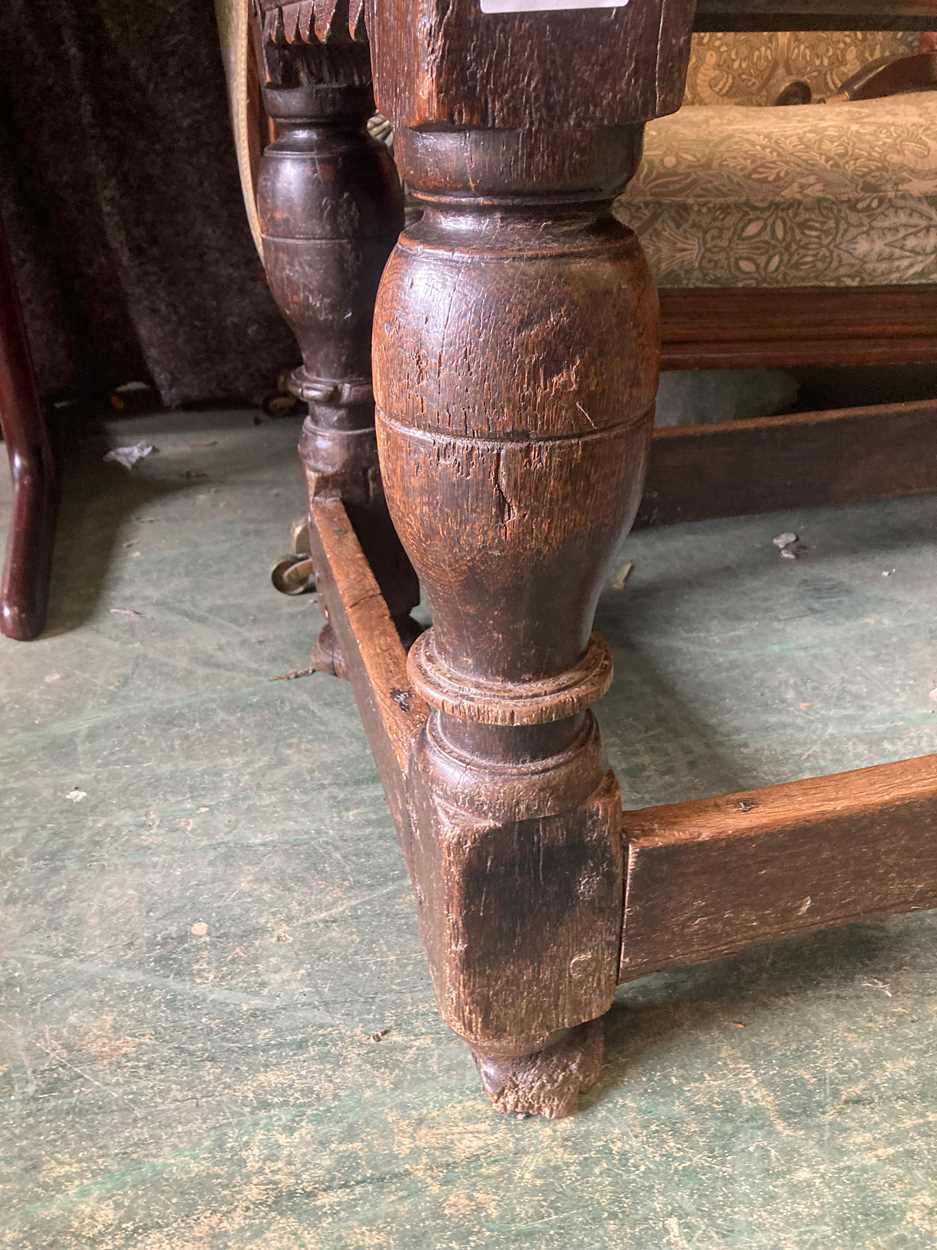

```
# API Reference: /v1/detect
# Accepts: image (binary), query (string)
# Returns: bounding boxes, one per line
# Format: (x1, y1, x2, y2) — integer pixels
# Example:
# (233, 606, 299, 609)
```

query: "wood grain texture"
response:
(252, 21, 420, 667)
(620, 755, 937, 980)
(660, 285, 937, 372)
(310, 497, 626, 1121)
(252, 0, 937, 1123)
(306, 498, 425, 838)
(695, 0, 937, 30)
(637, 400, 937, 526)
(369, 0, 695, 131)
(365, 0, 698, 1114)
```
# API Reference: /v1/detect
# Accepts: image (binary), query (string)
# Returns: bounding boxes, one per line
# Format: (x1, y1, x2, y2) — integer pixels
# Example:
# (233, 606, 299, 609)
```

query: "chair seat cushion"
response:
(616, 93, 937, 288)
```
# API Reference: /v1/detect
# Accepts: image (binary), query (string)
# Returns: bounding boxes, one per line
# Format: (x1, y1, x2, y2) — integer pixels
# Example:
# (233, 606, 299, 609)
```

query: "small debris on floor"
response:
(610, 560, 634, 591)
(368, 1028, 391, 1042)
(882, 569, 896, 577)
(109, 381, 157, 413)
(772, 531, 806, 560)
(103, 442, 156, 470)
(109, 607, 143, 618)
(271, 666, 317, 682)
(65, 788, 87, 803)
(862, 978, 894, 998)
(190, 921, 209, 938)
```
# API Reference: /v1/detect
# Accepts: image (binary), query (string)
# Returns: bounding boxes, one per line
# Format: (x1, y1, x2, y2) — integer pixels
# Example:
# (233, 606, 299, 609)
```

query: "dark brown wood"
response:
(0, 212, 56, 641)
(246, 0, 937, 1121)
(306, 497, 425, 836)
(695, 0, 937, 30)
(660, 285, 937, 372)
(251, 2, 419, 672)
(620, 756, 937, 980)
(308, 494, 620, 1116)
(638, 399, 937, 526)
(365, 0, 695, 1117)
(831, 48, 937, 96)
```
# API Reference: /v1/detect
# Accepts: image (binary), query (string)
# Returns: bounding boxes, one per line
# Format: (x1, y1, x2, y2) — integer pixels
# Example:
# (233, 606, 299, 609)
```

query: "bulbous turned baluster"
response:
(365, 0, 694, 1116)
(252, 14, 419, 671)
(374, 130, 655, 1116)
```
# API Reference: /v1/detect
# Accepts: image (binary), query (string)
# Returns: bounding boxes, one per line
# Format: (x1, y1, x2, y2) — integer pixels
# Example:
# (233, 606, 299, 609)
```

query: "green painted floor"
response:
(2, 408, 937, 1250)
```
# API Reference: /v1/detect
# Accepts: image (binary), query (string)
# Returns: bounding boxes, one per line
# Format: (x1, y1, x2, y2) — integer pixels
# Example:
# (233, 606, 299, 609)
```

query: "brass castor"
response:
(271, 517, 315, 595)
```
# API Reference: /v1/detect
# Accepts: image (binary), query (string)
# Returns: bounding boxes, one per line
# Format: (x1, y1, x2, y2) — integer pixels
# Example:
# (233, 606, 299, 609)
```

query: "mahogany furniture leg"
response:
(0, 214, 56, 641)
(366, 0, 694, 1116)
(252, 5, 418, 673)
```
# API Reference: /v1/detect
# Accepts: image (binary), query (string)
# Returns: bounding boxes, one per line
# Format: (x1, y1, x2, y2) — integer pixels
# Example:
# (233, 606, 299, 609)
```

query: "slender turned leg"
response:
(252, 15, 418, 673)
(0, 213, 56, 641)
(368, 0, 693, 1115)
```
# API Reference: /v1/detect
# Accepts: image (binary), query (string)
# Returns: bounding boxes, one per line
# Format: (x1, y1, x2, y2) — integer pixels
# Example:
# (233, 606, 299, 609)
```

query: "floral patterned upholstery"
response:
(683, 30, 919, 105)
(616, 33, 937, 289)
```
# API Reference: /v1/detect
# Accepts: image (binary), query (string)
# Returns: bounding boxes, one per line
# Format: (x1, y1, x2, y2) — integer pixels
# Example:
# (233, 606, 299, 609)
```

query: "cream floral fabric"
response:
(618, 91, 937, 288)
(683, 31, 920, 105)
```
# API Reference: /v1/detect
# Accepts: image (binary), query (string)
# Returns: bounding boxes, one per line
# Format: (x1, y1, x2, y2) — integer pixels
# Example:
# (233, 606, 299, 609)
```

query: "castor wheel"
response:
(271, 516, 316, 595)
(271, 553, 316, 595)
(289, 518, 310, 554)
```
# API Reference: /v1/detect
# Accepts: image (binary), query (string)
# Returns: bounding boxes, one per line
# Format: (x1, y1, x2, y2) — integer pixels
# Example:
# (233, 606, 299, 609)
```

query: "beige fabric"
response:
(215, 0, 263, 257)
(683, 31, 921, 106)
(618, 92, 937, 288)
(217, 19, 934, 290)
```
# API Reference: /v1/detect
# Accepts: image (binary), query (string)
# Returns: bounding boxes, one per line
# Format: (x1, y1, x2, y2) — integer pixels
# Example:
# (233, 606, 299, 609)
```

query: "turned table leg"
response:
(251, 9, 418, 672)
(0, 213, 56, 642)
(367, 0, 694, 1115)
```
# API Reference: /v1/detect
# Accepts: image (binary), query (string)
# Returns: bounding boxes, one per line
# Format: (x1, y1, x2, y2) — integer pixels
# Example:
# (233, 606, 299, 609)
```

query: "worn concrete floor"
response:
(2, 408, 937, 1250)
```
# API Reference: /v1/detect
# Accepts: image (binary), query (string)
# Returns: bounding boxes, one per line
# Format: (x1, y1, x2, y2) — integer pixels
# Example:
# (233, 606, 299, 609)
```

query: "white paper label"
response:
(481, 0, 626, 12)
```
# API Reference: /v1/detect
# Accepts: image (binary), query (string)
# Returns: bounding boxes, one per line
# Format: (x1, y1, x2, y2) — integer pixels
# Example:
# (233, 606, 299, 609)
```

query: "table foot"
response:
(473, 1019, 605, 1120)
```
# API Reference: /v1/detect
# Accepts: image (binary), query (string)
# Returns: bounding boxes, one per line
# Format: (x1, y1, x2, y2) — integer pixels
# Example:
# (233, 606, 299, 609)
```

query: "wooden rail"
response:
(620, 757, 937, 979)
(637, 400, 937, 527)
(310, 501, 937, 997)
(660, 285, 937, 373)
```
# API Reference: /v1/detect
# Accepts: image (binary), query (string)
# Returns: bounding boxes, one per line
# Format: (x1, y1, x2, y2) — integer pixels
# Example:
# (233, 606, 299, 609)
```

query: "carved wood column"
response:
(368, 0, 694, 1116)
(252, 0, 419, 672)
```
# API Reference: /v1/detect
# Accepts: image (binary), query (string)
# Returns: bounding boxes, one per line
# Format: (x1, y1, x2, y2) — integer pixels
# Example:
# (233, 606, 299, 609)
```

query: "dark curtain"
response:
(0, 0, 296, 407)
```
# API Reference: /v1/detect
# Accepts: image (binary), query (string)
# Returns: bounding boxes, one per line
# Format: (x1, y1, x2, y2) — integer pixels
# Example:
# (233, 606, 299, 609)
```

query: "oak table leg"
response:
(250, 2, 937, 1121)
(0, 213, 56, 641)
(251, 3, 419, 673)
(368, 0, 694, 1116)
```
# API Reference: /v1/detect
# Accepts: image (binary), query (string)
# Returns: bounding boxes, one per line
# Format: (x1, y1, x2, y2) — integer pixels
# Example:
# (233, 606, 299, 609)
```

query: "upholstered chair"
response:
(619, 32, 936, 290)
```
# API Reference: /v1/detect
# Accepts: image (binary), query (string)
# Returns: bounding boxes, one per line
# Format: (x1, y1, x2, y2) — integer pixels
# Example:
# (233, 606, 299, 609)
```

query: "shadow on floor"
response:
(591, 919, 907, 1111)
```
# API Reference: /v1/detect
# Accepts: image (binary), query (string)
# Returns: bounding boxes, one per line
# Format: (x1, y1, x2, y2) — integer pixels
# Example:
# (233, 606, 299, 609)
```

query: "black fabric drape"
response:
(0, 0, 296, 407)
